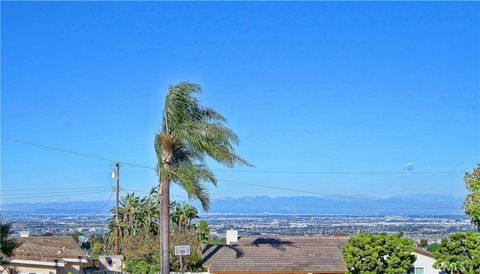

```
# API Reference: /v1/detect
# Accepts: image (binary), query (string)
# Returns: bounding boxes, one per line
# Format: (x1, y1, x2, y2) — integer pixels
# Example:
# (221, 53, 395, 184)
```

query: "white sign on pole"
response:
(174, 245, 191, 256)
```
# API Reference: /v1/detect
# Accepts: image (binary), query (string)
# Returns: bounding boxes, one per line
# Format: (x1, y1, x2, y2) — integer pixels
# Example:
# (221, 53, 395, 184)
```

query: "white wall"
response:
(412, 252, 442, 274)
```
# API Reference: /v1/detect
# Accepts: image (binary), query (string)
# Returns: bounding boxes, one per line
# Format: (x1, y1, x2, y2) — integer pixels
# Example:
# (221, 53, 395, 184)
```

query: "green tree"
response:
(107, 189, 158, 254)
(1, 223, 20, 259)
(120, 230, 161, 274)
(91, 242, 104, 255)
(427, 243, 441, 253)
(155, 82, 250, 273)
(170, 229, 205, 272)
(1, 223, 21, 273)
(198, 220, 210, 244)
(88, 235, 104, 246)
(124, 257, 159, 274)
(464, 165, 480, 230)
(342, 232, 416, 274)
(433, 231, 480, 273)
(70, 231, 83, 240)
(418, 239, 428, 248)
(170, 203, 199, 232)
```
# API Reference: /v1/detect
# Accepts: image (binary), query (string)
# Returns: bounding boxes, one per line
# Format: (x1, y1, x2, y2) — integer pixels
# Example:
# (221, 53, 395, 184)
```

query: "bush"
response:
(433, 231, 480, 273)
(343, 232, 415, 274)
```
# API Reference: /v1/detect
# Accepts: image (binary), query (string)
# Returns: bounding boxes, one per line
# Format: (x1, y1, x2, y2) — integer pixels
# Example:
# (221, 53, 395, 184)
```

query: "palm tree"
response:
(107, 192, 158, 254)
(181, 203, 199, 230)
(155, 82, 250, 273)
(170, 203, 199, 232)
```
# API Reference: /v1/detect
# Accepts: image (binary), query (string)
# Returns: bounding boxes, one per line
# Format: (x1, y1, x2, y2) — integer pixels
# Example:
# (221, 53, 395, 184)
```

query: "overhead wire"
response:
(1, 137, 153, 169)
(2, 137, 465, 210)
(1, 190, 111, 199)
(2, 137, 464, 174)
(122, 187, 461, 211)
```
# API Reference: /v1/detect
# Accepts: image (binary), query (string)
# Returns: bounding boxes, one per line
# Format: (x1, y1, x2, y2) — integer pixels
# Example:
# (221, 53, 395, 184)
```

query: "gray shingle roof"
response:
(203, 236, 348, 273)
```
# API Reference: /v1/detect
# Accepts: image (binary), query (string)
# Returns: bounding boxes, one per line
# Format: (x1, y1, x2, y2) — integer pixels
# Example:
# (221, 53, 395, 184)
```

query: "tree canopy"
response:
(433, 231, 480, 273)
(464, 165, 480, 230)
(156, 82, 250, 273)
(342, 232, 415, 274)
(0, 223, 20, 263)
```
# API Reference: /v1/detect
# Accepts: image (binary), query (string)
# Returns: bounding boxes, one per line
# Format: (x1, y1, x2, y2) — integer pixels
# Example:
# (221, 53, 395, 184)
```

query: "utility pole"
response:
(114, 162, 120, 255)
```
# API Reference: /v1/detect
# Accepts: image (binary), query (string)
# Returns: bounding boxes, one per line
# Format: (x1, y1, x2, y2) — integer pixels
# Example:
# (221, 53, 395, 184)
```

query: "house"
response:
(4, 236, 88, 274)
(203, 231, 348, 274)
(409, 247, 443, 274)
(203, 230, 443, 274)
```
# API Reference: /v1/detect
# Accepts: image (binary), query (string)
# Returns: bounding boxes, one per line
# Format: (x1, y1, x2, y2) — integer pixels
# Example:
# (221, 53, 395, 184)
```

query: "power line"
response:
(217, 179, 379, 201)
(3, 186, 111, 192)
(3, 137, 465, 174)
(121, 187, 461, 211)
(1, 189, 111, 199)
(1, 137, 153, 169)
(90, 190, 116, 217)
(1, 136, 466, 206)
(2, 188, 113, 196)
(213, 168, 464, 175)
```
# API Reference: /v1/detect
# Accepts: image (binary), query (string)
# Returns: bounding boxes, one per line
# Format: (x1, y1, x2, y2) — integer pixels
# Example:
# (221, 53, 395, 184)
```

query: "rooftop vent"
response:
(226, 229, 238, 245)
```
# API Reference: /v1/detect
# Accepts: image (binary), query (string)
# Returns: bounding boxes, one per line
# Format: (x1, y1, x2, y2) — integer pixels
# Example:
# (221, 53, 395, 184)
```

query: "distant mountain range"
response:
(1, 194, 465, 216)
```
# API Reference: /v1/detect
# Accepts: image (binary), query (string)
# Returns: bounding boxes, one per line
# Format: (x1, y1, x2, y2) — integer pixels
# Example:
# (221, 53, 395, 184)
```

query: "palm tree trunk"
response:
(157, 183, 162, 272)
(160, 173, 170, 274)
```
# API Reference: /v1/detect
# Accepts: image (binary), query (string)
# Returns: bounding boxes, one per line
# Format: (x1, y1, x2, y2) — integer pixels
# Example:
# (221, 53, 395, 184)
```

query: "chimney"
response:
(20, 230, 30, 238)
(226, 229, 238, 245)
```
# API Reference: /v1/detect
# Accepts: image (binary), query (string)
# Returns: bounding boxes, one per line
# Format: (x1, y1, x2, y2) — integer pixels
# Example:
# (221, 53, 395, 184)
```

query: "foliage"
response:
(89, 235, 104, 246)
(170, 202, 199, 232)
(464, 165, 480, 230)
(342, 231, 416, 274)
(122, 232, 160, 274)
(155, 82, 250, 272)
(91, 242, 104, 255)
(170, 230, 204, 271)
(155, 82, 251, 209)
(418, 239, 428, 248)
(121, 227, 207, 272)
(433, 231, 480, 273)
(198, 220, 210, 244)
(0, 223, 20, 265)
(123, 257, 159, 274)
(112, 193, 211, 272)
(1, 223, 21, 274)
(70, 231, 83, 240)
(208, 237, 225, 245)
(107, 188, 158, 254)
(427, 243, 441, 253)
(0, 223, 20, 258)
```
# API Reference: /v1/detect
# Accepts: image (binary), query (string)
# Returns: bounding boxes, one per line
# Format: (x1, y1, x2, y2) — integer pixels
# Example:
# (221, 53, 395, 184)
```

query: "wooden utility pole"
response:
(114, 162, 120, 255)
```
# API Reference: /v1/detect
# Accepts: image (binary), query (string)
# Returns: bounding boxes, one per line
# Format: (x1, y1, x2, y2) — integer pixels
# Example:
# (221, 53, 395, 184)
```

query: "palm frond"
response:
(158, 82, 252, 211)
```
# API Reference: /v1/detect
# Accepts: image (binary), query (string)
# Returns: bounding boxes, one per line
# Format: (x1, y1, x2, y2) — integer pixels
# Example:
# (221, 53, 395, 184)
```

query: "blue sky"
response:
(2, 2, 479, 205)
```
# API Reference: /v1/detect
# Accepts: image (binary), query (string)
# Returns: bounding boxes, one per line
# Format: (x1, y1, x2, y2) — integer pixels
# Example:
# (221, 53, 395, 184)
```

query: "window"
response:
(415, 267, 425, 274)
(408, 267, 425, 274)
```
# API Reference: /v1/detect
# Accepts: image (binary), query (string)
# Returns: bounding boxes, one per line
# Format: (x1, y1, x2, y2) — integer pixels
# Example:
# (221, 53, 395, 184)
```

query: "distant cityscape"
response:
(3, 212, 474, 246)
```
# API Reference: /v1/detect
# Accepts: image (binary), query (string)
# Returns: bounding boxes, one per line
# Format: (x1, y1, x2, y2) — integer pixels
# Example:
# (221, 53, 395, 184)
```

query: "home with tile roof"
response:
(202, 230, 443, 274)
(202, 232, 348, 274)
(1, 235, 88, 274)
